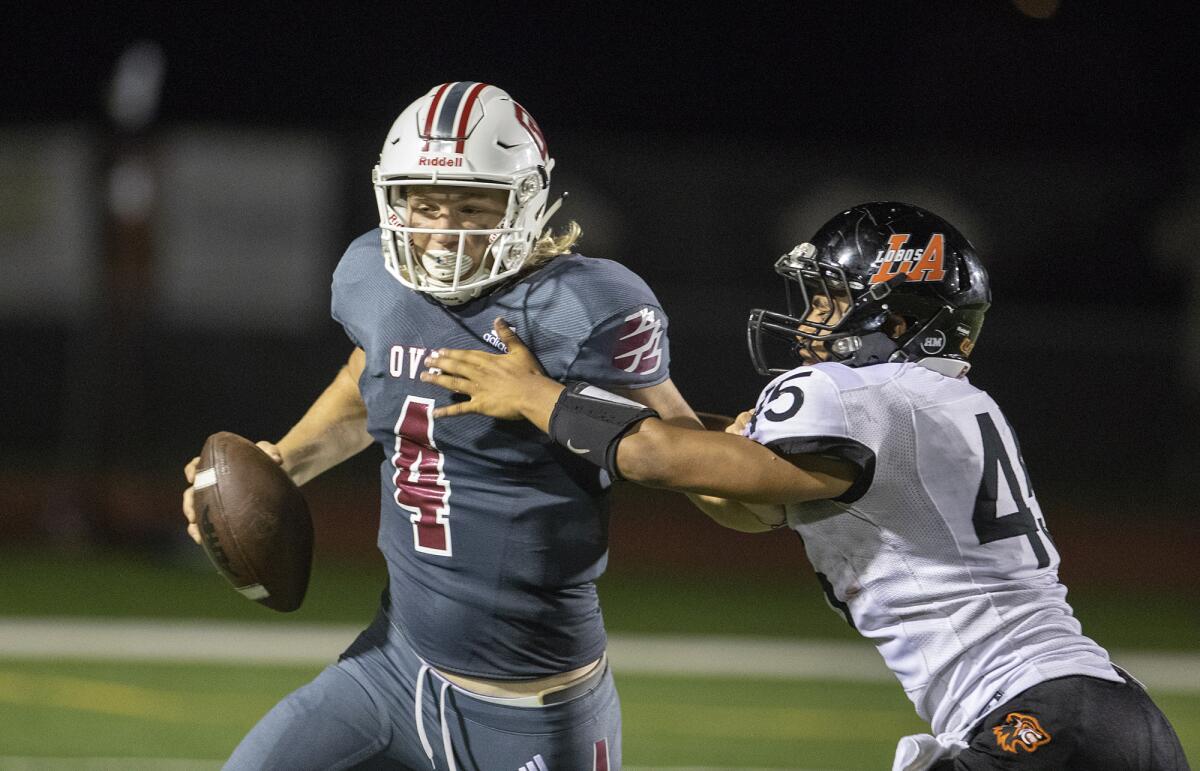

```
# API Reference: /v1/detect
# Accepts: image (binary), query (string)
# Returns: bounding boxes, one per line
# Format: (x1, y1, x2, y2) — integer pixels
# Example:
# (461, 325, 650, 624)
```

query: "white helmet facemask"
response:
(373, 82, 562, 306)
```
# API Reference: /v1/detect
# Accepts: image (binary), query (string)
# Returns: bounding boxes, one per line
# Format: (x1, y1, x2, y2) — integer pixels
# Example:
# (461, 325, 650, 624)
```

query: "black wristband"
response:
(548, 382, 658, 479)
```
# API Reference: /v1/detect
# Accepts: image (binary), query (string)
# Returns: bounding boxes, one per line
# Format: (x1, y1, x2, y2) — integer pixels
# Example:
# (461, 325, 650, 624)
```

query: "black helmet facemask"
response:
(747, 243, 910, 375)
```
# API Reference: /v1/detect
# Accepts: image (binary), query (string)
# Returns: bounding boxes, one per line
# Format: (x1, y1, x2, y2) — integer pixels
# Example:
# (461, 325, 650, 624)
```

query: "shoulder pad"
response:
(747, 366, 848, 448)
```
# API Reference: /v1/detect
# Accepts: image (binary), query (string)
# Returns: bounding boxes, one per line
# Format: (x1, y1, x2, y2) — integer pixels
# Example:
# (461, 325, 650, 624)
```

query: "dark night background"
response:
(2, 1, 1199, 568)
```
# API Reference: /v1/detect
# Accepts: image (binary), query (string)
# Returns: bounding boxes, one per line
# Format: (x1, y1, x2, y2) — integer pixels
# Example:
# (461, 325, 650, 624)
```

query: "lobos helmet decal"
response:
(870, 233, 947, 284)
(992, 711, 1052, 753)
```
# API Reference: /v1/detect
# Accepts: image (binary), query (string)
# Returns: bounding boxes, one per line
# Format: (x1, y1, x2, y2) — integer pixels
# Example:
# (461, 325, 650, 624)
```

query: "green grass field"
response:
(0, 549, 1196, 769)
(0, 658, 928, 768)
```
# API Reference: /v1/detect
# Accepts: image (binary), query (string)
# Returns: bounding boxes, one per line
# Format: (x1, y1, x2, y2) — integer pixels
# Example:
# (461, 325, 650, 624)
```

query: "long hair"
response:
(527, 220, 582, 267)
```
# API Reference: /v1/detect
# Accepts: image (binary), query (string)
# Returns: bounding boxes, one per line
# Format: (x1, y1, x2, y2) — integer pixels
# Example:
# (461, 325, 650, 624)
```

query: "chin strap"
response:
(833, 332, 900, 368)
(537, 194, 564, 231)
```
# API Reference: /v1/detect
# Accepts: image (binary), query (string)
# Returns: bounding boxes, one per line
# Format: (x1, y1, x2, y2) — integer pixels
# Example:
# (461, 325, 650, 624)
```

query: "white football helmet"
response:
(373, 82, 562, 305)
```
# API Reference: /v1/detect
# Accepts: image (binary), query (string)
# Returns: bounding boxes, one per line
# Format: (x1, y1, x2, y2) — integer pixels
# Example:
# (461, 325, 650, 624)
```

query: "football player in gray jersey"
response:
(182, 83, 699, 771)
(423, 202, 1189, 770)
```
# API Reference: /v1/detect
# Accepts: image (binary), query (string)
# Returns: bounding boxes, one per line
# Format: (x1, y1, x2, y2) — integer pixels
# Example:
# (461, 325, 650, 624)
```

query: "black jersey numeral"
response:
(972, 412, 1049, 568)
(815, 571, 857, 630)
(750, 371, 812, 434)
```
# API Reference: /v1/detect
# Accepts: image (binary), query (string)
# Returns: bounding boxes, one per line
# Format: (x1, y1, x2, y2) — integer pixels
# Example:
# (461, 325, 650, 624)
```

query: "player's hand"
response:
(728, 409, 754, 436)
(183, 440, 283, 545)
(422, 318, 561, 421)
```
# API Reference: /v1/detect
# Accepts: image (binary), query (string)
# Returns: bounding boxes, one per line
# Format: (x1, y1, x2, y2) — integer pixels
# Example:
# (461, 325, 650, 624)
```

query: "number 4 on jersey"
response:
(973, 412, 1049, 569)
(392, 396, 452, 556)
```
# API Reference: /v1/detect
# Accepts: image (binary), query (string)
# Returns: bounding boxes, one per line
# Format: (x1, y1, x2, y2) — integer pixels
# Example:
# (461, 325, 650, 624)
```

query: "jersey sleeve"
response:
(564, 302, 672, 386)
(746, 367, 876, 502)
(330, 231, 380, 351)
(565, 305, 672, 389)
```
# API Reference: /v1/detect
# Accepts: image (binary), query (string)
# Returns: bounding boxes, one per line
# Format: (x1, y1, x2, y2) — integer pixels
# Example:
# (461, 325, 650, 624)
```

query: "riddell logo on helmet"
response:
(417, 156, 464, 167)
(869, 233, 947, 284)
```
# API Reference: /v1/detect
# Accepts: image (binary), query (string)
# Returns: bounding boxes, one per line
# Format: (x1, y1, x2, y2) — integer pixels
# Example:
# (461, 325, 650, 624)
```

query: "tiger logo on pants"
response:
(992, 712, 1052, 753)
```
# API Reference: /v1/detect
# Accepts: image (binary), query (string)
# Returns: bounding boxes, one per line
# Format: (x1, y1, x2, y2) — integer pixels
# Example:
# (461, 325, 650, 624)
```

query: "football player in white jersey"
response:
(421, 202, 1189, 770)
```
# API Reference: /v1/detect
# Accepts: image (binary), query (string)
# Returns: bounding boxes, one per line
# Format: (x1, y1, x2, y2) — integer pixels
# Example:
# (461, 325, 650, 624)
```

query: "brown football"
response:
(192, 432, 313, 612)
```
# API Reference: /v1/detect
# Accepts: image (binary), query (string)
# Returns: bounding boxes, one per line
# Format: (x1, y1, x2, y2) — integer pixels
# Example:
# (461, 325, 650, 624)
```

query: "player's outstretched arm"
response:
(615, 417, 853, 504)
(681, 411, 789, 533)
(422, 321, 854, 506)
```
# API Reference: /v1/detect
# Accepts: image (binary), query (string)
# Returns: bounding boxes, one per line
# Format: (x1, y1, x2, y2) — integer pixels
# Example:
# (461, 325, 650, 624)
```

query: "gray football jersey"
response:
(332, 230, 671, 679)
(747, 360, 1120, 734)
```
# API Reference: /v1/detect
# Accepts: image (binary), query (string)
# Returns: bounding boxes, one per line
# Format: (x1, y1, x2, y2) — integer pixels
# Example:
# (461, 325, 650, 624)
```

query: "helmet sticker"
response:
(513, 102, 548, 160)
(870, 233, 947, 284)
(920, 330, 947, 355)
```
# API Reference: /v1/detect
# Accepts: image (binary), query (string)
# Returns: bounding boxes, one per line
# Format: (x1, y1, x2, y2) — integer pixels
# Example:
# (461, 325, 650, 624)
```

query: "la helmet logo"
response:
(869, 233, 947, 284)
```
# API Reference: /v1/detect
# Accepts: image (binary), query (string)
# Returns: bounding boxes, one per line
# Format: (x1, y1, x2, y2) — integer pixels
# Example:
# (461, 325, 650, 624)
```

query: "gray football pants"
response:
(224, 611, 621, 771)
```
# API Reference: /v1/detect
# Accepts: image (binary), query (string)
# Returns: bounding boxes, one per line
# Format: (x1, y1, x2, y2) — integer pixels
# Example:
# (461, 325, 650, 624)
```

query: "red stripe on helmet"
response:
(454, 82, 490, 154)
(513, 102, 548, 160)
(421, 82, 454, 151)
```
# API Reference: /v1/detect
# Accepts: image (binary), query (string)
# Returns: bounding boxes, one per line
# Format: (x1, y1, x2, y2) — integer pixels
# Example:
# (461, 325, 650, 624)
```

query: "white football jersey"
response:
(747, 360, 1121, 735)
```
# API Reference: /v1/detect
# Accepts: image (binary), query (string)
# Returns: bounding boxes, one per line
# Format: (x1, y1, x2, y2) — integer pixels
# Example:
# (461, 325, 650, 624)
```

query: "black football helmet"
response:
(747, 202, 990, 375)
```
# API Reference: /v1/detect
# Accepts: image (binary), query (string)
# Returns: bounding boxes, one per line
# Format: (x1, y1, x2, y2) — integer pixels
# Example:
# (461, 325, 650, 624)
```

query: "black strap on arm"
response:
(548, 382, 659, 479)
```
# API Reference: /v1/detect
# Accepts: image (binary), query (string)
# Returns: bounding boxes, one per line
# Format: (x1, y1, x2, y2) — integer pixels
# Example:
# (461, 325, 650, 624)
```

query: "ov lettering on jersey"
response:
(612, 308, 663, 374)
(388, 345, 428, 379)
(869, 233, 947, 284)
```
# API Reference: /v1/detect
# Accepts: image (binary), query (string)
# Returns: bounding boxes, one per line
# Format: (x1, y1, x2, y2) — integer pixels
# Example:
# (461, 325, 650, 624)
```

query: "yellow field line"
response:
(0, 670, 232, 725)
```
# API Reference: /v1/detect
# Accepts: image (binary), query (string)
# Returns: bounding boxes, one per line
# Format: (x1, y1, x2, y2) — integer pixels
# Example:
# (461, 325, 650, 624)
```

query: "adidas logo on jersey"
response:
(483, 329, 509, 352)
